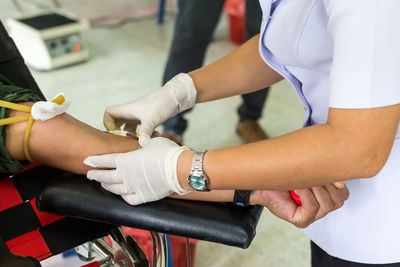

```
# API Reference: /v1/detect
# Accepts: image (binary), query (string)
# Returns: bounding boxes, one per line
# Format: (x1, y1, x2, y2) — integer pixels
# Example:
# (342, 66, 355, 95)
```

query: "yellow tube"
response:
(0, 115, 30, 126)
(0, 100, 32, 112)
(23, 114, 35, 161)
(22, 96, 65, 161)
(52, 94, 65, 105)
(0, 96, 65, 162)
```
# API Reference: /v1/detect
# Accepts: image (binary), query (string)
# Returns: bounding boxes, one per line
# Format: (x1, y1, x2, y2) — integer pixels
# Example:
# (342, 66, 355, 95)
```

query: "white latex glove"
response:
(84, 137, 191, 205)
(103, 73, 197, 146)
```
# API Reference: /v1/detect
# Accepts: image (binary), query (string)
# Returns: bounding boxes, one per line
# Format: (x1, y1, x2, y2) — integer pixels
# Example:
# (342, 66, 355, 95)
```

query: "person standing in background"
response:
(161, 0, 270, 144)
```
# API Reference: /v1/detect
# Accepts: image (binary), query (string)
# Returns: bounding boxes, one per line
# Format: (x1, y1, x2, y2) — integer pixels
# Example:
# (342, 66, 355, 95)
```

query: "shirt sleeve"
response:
(0, 75, 42, 173)
(324, 0, 400, 109)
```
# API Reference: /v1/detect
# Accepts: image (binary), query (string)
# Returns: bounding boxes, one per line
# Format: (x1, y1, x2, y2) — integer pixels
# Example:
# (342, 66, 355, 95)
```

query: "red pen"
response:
(290, 190, 302, 206)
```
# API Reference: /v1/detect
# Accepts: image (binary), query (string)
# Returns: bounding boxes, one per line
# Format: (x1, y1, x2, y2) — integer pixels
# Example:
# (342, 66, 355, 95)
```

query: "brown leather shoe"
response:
(160, 132, 183, 145)
(237, 120, 268, 144)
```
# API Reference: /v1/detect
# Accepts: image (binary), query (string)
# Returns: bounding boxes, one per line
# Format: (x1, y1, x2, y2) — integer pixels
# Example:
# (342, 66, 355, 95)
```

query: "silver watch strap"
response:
(190, 150, 207, 177)
(188, 150, 210, 191)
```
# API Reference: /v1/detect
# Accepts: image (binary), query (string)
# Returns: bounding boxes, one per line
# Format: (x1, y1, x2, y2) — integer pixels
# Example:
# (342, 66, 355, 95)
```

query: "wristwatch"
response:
(187, 150, 210, 192)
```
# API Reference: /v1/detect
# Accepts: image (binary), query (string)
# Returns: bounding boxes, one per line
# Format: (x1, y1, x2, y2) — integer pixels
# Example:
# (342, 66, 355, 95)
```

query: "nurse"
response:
(85, 0, 400, 265)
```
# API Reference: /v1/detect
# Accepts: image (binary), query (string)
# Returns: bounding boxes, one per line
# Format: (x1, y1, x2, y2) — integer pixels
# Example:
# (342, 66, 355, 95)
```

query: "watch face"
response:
(188, 175, 207, 190)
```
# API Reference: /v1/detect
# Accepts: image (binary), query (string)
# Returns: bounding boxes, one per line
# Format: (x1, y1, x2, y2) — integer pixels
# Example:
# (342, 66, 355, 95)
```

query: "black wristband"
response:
(233, 190, 251, 207)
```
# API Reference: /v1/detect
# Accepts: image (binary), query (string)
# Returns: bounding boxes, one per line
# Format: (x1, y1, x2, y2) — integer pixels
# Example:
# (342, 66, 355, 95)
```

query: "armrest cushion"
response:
(37, 174, 263, 248)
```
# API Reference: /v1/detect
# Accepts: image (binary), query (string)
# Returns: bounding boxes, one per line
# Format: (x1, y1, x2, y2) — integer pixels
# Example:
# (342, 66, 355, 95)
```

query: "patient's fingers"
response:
(101, 182, 133, 195)
(87, 169, 121, 184)
(84, 153, 122, 168)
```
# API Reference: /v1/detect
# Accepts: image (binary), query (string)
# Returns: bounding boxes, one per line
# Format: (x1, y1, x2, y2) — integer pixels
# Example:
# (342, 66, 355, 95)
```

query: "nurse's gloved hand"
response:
(103, 73, 197, 146)
(84, 137, 191, 205)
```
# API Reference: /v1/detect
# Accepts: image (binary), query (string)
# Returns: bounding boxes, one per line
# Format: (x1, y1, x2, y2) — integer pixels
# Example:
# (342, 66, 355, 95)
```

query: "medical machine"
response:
(6, 12, 89, 71)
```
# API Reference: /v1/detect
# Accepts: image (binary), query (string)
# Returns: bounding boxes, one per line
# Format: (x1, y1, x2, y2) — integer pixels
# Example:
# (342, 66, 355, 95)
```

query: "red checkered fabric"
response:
(0, 163, 65, 260)
(0, 164, 114, 262)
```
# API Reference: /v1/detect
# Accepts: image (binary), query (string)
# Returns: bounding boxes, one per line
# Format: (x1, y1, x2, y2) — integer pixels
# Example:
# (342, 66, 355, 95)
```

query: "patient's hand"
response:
(250, 185, 349, 228)
(5, 102, 139, 174)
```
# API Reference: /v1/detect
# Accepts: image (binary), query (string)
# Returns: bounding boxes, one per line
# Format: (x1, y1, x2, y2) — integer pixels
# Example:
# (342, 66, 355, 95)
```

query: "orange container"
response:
(224, 0, 246, 45)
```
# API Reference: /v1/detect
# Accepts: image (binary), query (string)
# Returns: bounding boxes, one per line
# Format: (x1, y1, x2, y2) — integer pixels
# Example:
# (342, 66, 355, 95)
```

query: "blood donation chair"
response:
(0, 21, 264, 266)
(2, 164, 263, 266)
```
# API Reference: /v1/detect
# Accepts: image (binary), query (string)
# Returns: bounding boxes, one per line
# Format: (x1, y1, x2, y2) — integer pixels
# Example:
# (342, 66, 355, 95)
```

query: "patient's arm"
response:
(6, 102, 139, 174)
(5, 103, 236, 204)
(5, 102, 229, 202)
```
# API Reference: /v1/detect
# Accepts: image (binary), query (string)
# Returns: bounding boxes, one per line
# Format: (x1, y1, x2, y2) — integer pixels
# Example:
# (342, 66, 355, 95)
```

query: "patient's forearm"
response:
(6, 102, 139, 174)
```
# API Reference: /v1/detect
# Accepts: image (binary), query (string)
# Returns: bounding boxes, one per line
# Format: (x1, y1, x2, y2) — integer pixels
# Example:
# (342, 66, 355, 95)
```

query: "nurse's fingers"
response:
(291, 189, 319, 228)
(324, 184, 349, 210)
(333, 181, 346, 189)
(84, 153, 123, 169)
(310, 186, 334, 220)
(122, 194, 144, 206)
(101, 182, 133, 195)
(136, 124, 152, 147)
(87, 169, 121, 184)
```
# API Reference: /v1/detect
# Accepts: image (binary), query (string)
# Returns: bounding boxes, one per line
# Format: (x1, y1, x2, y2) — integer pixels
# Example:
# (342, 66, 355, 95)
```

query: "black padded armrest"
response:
(37, 173, 263, 248)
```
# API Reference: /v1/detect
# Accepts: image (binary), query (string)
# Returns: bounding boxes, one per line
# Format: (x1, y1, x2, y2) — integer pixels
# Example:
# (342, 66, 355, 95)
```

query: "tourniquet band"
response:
(0, 94, 65, 161)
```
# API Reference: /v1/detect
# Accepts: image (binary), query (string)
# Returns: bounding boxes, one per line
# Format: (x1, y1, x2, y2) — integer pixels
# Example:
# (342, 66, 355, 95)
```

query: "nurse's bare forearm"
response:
(170, 190, 235, 203)
(178, 105, 400, 190)
(171, 190, 263, 206)
(189, 35, 283, 103)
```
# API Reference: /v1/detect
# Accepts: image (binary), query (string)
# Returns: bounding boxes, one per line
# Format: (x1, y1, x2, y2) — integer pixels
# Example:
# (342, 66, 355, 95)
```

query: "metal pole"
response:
(157, 0, 166, 24)
(150, 232, 168, 267)
(186, 238, 192, 267)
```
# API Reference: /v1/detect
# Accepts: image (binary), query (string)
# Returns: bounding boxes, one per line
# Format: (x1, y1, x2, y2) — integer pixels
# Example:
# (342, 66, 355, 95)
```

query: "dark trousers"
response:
(162, 0, 269, 135)
(311, 242, 400, 267)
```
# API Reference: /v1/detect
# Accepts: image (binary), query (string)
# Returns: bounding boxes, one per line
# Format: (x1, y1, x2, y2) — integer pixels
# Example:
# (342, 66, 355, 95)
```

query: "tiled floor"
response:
(1, 0, 310, 266)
